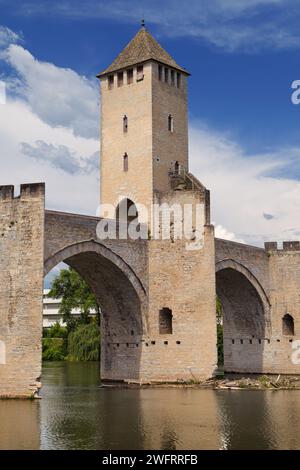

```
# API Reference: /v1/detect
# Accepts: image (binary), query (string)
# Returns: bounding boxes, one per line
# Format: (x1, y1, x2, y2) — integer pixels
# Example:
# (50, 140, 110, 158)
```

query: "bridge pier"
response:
(0, 184, 44, 398)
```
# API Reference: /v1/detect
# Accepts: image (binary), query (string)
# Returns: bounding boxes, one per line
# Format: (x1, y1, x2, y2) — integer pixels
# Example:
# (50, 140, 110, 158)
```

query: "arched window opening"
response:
(174, 161, 180, 175)
(158, 65, 162, 81)
(127, 69, 133, 84)
(117, 71, 123, 87)
(168, 114, 174, 132)
(171, 70, 175, 86)
(123, 115, 128, 133)
(108, 75, 114, 90)
(123, 152, 128, 172)
(116, 198, 138, 225)
(164, 67, 169, 83)
(282, 314, 294, 336)
(137, 65, 144, 81)
(159, 308, 173, 334)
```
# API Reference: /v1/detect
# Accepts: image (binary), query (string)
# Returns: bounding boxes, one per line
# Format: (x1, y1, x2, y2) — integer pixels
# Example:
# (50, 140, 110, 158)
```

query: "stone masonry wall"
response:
(152, 63, 189, 193)
(139, 189, 218, 382)
(100, 62, 154, 218)
(0, 183, 44, 397)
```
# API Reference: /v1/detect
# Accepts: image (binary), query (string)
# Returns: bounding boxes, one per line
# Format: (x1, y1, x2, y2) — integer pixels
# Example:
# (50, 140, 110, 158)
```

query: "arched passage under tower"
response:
(216, 259, 271, 373)
(44, 240, 148, 382)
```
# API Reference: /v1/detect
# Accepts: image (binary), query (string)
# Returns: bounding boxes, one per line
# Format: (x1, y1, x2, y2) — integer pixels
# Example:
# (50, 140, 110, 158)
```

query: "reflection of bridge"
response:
(1, 25, 300, 398)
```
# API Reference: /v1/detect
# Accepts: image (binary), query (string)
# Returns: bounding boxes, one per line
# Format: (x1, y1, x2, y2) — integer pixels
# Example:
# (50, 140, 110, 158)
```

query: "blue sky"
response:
(1, 0, 300, 248)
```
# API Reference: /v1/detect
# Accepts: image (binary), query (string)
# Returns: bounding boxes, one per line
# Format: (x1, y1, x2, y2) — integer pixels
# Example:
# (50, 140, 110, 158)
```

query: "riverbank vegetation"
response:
(43, 268, 100, 361)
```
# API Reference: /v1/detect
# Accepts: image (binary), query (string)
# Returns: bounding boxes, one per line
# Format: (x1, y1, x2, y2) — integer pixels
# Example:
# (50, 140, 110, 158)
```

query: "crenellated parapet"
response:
(0, 183, 45, 200)
(265, 241, 300, 252)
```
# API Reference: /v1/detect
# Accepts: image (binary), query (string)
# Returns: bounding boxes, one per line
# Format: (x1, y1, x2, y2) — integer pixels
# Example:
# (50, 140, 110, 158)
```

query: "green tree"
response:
(48, 267, 101, 332)
(67, 322, 100, 361)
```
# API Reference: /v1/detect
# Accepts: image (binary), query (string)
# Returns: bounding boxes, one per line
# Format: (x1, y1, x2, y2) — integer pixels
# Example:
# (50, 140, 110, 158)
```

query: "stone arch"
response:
(44, 239, 148, 381)
(216, 258, 271, 373)
(216, 259, 271, 324)
(44, 239, 146, 300)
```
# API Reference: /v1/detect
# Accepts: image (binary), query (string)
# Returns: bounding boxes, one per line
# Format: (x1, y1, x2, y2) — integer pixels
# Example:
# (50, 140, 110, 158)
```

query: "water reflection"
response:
(0, 399, 40, 449)
(138, 389, 220, 449)
(1, 363, 300, 449)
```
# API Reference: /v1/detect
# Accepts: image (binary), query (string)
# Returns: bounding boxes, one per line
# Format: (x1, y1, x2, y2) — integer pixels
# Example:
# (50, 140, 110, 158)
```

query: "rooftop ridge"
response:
(98, 27, 189, 77)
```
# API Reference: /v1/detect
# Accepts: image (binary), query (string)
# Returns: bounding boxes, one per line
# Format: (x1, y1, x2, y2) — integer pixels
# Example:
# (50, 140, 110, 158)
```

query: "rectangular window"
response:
(117, 72, 124, 87)
(159, 308, 173, 334)
(177, 72, 181, 88)
(127, 68, 133, 84)
(171, 70, 175, 86)
(123, 115, 128, 133)
(137, 65, 144, 81)
(158, 65, 163, 81)
(123, 153, 128, 172)
(168, 115, 174, 132)
(164, 67, 169, 83)
(108, 75, 114, 90)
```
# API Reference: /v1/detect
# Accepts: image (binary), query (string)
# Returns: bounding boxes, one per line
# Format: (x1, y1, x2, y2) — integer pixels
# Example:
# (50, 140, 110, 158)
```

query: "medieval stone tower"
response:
(98, 25, 189, 219)
(97, 25, 218, 382)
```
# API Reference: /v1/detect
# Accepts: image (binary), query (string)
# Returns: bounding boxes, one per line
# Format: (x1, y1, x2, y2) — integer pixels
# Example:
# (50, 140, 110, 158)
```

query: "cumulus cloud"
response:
(214, 225, 245, 244)
(0, 26, 20, 49)
(0, 99, 99, 214)
(20, 140, 99, 175)
(189, 123, 300, 246)
(0, 25, 99, 214)
(3, 44, 99, 138)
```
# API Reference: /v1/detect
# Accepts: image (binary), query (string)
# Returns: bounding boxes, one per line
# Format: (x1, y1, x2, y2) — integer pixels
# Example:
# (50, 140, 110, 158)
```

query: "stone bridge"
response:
(1, 184, 300, 397)
(45, 210, 300, 378)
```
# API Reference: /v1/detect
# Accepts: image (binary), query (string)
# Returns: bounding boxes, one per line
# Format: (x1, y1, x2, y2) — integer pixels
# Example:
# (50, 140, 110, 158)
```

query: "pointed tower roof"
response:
(97, 27, 189, 77)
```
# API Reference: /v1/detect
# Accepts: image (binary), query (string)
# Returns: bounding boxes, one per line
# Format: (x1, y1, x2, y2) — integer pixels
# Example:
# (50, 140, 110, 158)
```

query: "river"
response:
(0, 361, 300, 450)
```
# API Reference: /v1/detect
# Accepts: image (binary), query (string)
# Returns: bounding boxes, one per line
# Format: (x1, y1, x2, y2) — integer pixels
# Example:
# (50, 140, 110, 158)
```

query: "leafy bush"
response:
(43, 322, 67, 339)
(67, 322, 100, 361)
(42, 338, 65, 361)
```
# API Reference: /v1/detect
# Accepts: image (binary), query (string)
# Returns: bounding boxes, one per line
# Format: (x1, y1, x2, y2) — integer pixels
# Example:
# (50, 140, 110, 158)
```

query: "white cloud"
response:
(0, 28, 99, 214)
(189, 123, 300, 246)
(0, 26, 20, 49)
(0, 99, 99, 214)
(214, 225, 245, 244)
(3, 44, 99, 138)
(20, 140, 98, 175)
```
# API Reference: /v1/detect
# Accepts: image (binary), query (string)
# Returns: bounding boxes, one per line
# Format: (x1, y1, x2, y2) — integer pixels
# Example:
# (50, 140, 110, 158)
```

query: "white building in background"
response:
(43, 289, 96, 328)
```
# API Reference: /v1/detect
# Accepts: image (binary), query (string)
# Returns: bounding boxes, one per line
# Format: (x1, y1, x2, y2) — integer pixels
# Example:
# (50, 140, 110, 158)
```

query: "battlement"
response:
(0, 183, 45, 200)
(265, 241, 300, 252)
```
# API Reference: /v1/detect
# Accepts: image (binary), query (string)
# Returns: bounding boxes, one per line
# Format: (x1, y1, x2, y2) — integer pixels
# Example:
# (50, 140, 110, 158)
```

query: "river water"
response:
(1, 361, 300, 450)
